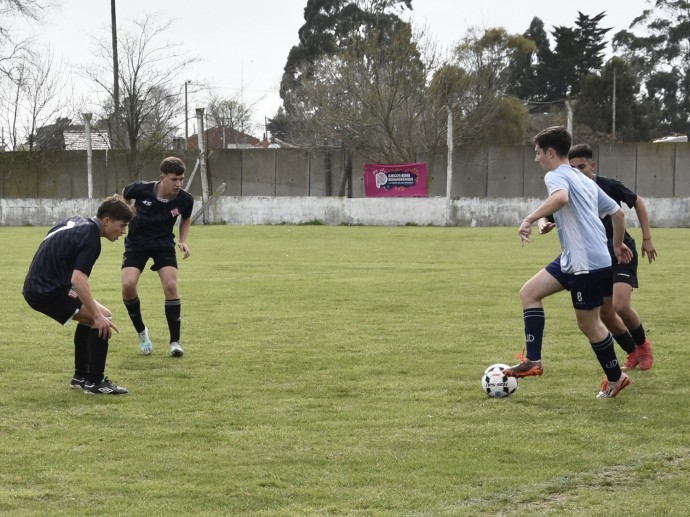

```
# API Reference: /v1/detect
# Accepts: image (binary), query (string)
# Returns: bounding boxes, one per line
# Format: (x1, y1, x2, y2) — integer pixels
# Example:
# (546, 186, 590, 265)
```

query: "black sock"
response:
(612, 331, 637, 354)
(124, 296, 146, 334)
(87, 329, 109, 384)
(629, 324, 647, 347)
(591, 334, 622, 382)
(165, 299, 181, 343)
(74, 324, 91, 378)
(524, 308, 545, 361)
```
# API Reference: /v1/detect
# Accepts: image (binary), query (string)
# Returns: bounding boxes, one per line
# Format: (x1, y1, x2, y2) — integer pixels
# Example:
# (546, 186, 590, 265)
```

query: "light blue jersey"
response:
(545, 164, 620, 274)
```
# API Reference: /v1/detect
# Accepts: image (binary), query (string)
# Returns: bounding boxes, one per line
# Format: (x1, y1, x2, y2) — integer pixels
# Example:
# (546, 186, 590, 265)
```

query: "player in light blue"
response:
(505, 126, 633, 398)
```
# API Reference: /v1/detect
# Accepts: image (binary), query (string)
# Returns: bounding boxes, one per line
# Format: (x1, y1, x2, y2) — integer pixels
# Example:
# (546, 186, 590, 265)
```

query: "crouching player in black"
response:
(22, 195, 134, 395)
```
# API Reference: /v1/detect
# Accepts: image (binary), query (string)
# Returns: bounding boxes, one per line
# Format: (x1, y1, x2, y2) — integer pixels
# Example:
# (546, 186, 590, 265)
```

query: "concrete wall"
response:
(2, 143, 689, 200)
(2, 143, 689, 227)
(3, 196, 689, 227)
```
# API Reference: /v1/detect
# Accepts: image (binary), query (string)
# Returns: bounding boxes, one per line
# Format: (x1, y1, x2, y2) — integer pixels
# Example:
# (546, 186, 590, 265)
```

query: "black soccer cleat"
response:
(84, 377, 129, 395)
(70, 376, 86, 390)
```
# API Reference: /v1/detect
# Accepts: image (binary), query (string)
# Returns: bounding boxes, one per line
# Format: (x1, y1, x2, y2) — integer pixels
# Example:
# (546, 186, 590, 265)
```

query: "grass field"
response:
(1, 224, 689, 516)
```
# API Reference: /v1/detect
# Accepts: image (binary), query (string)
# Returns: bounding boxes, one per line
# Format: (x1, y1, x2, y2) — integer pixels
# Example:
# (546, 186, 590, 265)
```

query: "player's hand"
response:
(178, 242, 191, 259)
(94, 313, 119, 339)
(539, 221, 556, 234)
(615, 244, 633, 265)
(518, 219, 532, 246)
(641, 238, 657, 263)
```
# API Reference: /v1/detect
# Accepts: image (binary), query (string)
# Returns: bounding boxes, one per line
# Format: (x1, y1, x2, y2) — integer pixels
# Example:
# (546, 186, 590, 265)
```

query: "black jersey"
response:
(123, 181, 194, 251)
(23, 216, 101, 303)
(595, 175, 637, 252)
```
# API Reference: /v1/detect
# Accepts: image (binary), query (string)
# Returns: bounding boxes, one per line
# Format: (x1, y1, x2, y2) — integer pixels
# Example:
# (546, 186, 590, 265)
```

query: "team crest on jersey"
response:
(142, 200, 153, 206)
(170, 208, 180, 217)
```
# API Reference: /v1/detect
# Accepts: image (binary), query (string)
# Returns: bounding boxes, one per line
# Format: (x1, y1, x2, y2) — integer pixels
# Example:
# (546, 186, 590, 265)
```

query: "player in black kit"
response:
(568, 144, 656, 371)
(23, 195, 134, 395)
(121, 156, 194, 357)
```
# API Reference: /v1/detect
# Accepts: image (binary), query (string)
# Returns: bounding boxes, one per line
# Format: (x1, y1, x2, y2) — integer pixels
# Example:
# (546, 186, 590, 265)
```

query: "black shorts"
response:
(122, 249, 178, 272)
(612, 258, 639, 289)
(24, 288, 82, 325)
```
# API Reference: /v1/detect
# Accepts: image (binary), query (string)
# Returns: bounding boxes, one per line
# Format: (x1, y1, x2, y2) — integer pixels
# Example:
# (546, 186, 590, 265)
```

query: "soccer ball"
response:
(482, 363, 518, 398)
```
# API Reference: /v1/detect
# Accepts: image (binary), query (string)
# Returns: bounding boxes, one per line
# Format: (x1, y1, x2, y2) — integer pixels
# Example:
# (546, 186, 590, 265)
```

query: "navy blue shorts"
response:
(24, 288, 82, 325)
(545, 257, 611, 310)
(122, 249, 178, 272)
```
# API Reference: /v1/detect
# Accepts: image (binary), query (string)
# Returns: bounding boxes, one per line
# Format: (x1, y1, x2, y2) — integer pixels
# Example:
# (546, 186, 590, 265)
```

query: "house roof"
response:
(187, 126, 260, 150)
(63, 129, 111, 150)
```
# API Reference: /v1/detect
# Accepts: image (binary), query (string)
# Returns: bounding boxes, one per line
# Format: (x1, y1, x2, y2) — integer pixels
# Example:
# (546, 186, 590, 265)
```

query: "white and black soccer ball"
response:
(482, 363, 518, 398)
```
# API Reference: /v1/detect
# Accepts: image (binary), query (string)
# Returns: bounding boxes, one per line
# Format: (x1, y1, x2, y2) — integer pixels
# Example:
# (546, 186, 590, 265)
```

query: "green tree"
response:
(613, 0, 690, 137)
(437, 27, 531, 147)
(574, 57, 656, 142)
(279, 0, 412, 117)
(507, 17, 552, 102)
(545, 11, 611, 100)
(284, 22, 428, 162)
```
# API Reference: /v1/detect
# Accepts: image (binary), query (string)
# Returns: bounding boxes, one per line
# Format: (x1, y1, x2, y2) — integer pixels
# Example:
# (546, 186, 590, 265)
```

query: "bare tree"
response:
(83, 12, 196, 174)
(206, 92, 260, 139)
(0, 0, 47, 23)
(0, 46, 72, 150)
(22, 48, 71, 150)
(0, 0, 50, 79)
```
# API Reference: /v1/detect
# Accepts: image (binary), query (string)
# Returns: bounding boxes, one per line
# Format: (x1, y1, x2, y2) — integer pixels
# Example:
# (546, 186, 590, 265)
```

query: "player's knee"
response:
(613, 300, 629, 315)
(162, 281, 178, 298)
(599, 307, 615, 325)
(519, 284, 537, 306)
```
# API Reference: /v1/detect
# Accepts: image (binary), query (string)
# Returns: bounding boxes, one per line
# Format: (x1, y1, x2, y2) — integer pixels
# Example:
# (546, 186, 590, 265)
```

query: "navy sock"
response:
(612, 331, 637, 354)
(87, 329, 109, 384)
(591, 334, 621, 382)
(165, 298, 181, 343)
(74, 324, 91, 378)
(629, 324, 647, 347)
(124, 297, 146, 334)
(524, 308, 545, 361)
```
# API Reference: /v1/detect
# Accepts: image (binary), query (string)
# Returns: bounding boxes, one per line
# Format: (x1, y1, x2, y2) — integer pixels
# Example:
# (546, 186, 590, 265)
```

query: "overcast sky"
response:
(25, 0, 652, 138)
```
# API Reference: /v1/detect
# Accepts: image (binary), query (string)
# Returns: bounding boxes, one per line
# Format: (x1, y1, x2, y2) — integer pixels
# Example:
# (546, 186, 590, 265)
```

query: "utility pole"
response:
(196, 108, 210, 222)
(184, 80, 191, 149)
(83, 113, 94, 199)
(111, 0, 119, 149)
(445, 106, 454, 226)
(612, 67, 617, 140)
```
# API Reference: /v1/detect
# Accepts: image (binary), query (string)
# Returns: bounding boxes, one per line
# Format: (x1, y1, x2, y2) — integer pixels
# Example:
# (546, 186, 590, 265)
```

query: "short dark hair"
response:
(568, 143, 594, 160)
(160, 156, 186, 175)
(97, 194, 134, 222)
(533, 126, 572, 158)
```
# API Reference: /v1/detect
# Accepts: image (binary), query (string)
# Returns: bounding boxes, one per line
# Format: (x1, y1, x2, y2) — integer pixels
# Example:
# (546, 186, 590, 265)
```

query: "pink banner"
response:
(363, 162, 428, 197)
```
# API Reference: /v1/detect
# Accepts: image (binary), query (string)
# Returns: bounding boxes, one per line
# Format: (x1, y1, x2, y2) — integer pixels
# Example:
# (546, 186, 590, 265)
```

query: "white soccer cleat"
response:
(169, 341, 184, 357)
(138, 327, 153, 355)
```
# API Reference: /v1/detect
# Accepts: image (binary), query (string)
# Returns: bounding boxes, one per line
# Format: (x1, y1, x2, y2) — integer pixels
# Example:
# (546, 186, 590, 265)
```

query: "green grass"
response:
(1, 225, 688, 516)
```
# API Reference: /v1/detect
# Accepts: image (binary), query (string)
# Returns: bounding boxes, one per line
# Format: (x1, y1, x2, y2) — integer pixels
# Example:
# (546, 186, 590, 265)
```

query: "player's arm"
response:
(610, 208, 632, 265)
(71, 270, 117, 338)
(633, 196, 657, 263)
(519, 190, 567, 245)
(177, 216, 191, 259)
